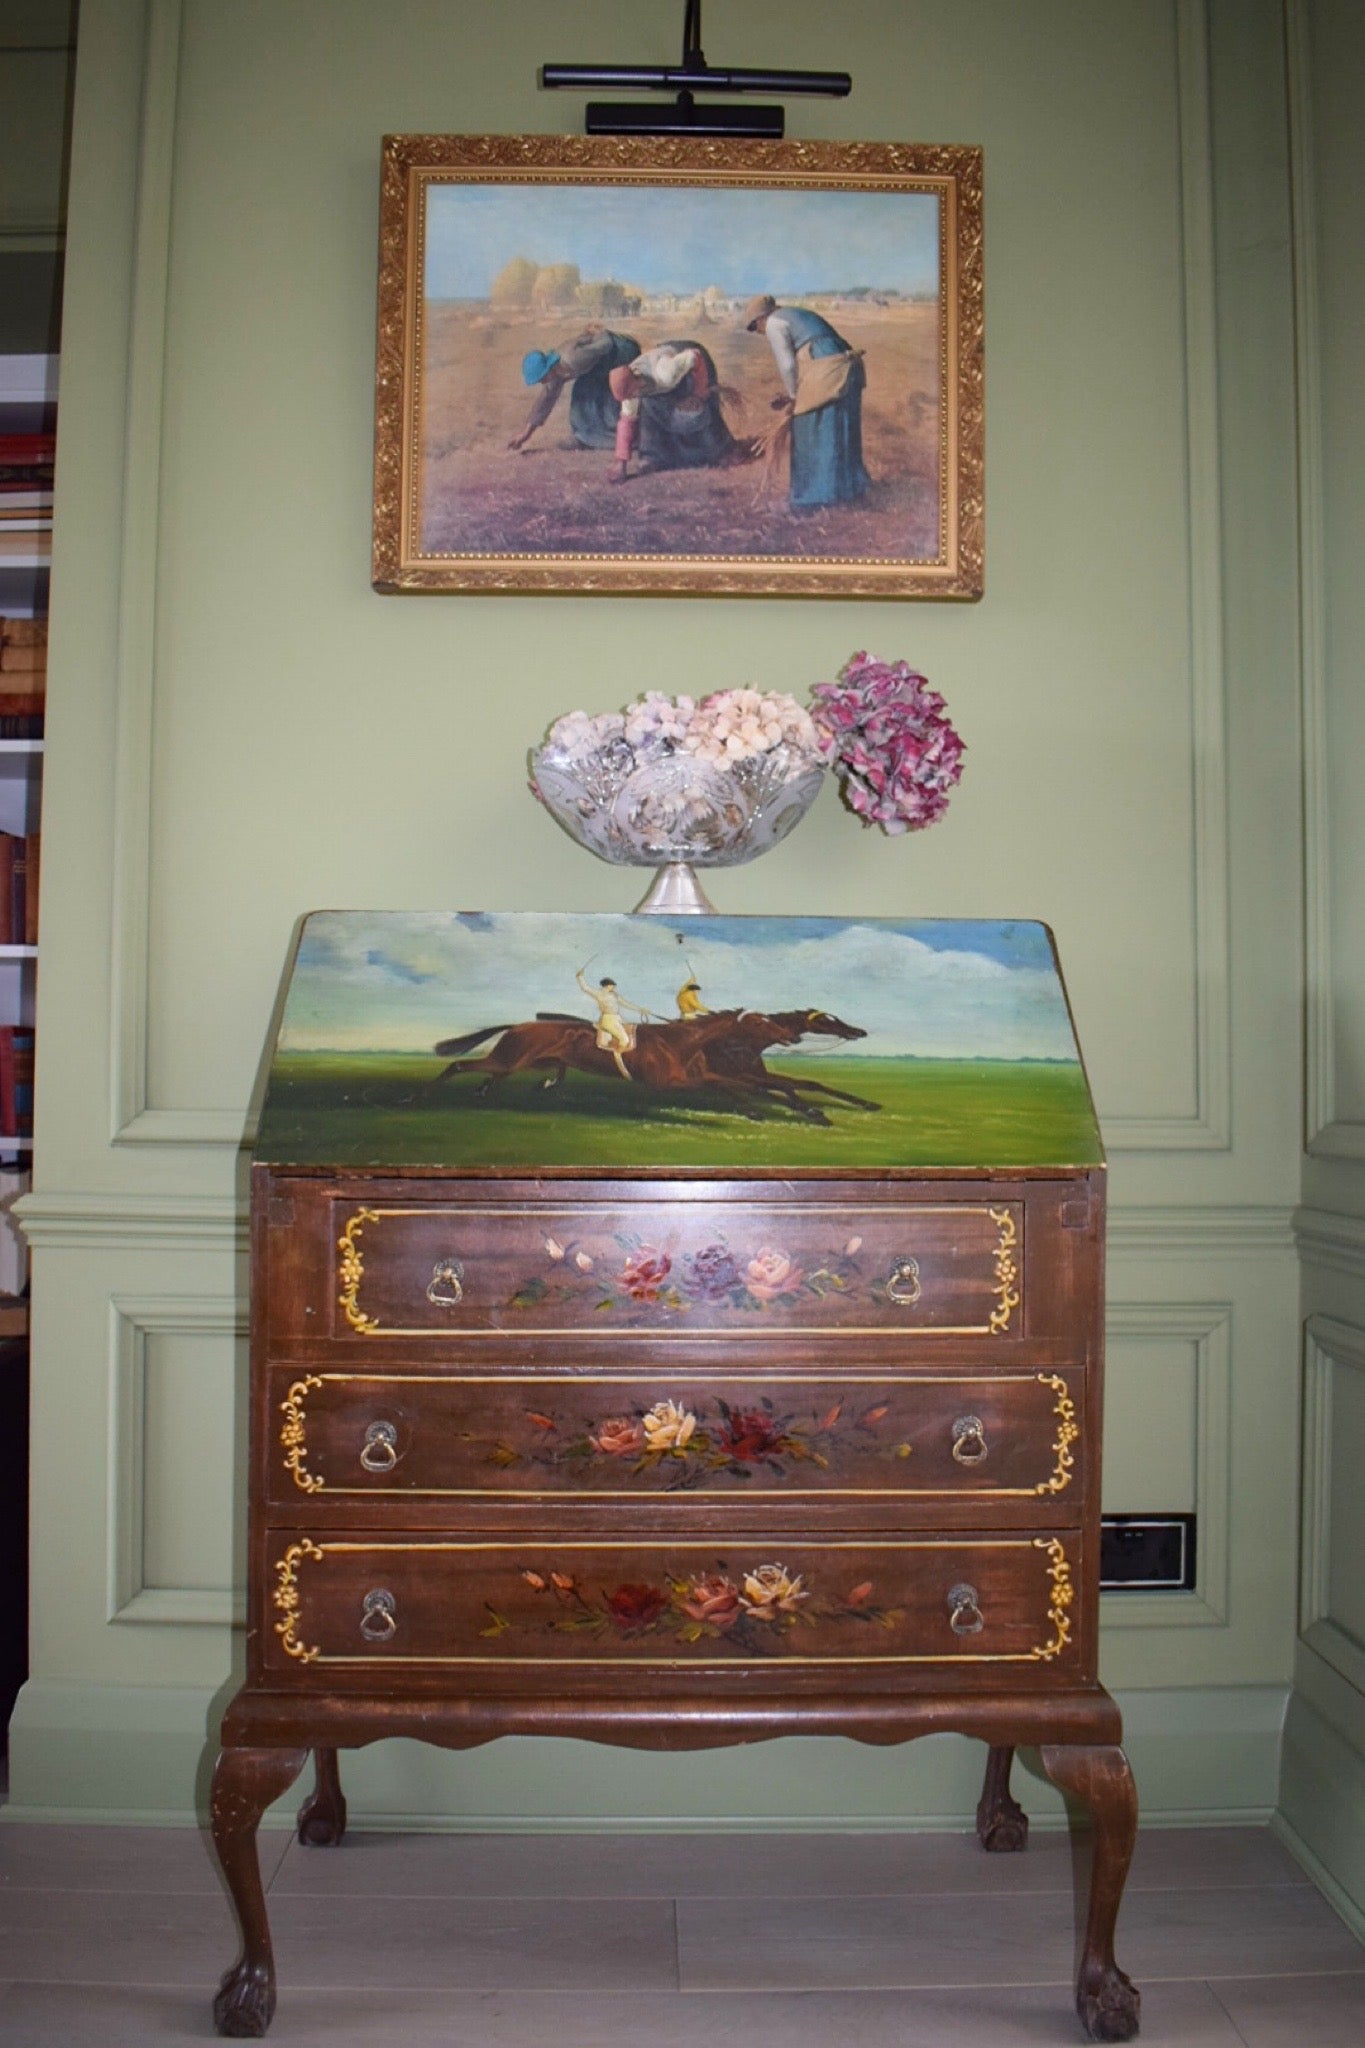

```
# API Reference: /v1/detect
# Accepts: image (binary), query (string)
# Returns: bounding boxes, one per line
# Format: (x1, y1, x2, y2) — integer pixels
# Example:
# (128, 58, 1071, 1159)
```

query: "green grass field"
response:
(255, 1051, 1101, 1171)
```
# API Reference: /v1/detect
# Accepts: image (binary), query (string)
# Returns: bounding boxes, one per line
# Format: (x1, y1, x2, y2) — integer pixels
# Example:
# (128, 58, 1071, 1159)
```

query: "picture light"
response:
(541, 0, 852, 140)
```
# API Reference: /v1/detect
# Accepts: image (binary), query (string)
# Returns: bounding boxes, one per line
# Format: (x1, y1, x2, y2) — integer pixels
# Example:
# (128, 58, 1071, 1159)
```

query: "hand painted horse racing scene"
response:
(254, 912, 1102, 1172)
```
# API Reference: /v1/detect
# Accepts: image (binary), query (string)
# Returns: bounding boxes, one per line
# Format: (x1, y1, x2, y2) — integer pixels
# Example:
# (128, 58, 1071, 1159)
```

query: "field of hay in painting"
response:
(417, 301, 942, 564)
(255, 1053, 1101, 1173)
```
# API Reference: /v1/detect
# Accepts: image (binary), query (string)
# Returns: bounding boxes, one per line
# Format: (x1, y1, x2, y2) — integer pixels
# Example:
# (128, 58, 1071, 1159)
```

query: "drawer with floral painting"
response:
(265, 1530, 1083, 1688)
(269, 1365, 1083, 1526)
(264, 1185, 1060, 1350)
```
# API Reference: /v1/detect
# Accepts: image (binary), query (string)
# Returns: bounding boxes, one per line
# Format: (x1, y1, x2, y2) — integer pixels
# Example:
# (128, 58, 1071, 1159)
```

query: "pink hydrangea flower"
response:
(809, 652, 965, 836)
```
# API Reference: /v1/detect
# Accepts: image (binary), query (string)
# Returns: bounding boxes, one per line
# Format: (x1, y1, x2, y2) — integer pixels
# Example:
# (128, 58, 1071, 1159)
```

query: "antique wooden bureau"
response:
(211, 910, 1139, 2040)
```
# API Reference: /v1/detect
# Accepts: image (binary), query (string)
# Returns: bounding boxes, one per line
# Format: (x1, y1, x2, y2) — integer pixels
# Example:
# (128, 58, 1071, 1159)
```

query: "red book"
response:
(0, 435, 56, 465)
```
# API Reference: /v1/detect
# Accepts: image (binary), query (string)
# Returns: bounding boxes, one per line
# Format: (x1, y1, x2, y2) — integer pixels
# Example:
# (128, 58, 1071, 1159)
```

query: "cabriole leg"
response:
(1039, 1743, 1141, 2042)
(210, 1744, 308, 2037)
(976, 1742, 1029, 1851)
(296, 1745, 348, 1847)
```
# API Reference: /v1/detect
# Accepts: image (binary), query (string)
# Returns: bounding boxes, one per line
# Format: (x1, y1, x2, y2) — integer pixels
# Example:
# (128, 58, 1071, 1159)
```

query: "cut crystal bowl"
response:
(529, 739, 826, 912)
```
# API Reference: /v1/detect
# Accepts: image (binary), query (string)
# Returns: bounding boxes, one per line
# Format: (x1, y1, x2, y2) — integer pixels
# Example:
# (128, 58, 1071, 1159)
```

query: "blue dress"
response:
(775, 307, 870, 509)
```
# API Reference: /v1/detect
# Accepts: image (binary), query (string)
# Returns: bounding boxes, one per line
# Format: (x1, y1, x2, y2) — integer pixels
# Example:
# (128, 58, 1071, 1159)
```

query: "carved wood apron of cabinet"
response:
(211, 913, 1139, 2041)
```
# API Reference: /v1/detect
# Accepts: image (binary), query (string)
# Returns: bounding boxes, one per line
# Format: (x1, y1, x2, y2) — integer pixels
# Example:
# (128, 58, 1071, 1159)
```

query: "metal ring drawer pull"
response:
(359, 1420, 399, 1473)
(359, 1588, 397, 1641)
(885, 1256, 922, 1306)
(426, 1258, 465, 1306)
(947, 1582, 985, 1635)
(951, 1415, 989, 1466)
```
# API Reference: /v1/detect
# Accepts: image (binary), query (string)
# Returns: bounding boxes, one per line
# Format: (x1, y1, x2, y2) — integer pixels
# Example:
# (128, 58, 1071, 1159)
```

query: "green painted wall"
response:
(8, 0, 1315, 1829)
(1280, 0, 1365, 1934)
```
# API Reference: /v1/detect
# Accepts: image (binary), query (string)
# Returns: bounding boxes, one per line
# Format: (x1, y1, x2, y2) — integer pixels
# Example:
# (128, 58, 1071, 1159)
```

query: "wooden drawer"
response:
(266, 1531, 1082, 1678)
(323, 1198, 1024, 1341)
(270, 1367, 1081, 1510)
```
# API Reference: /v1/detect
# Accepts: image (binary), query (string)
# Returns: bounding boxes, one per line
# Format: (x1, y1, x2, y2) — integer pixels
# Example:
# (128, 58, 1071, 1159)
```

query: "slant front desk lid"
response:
(254, 912, 1102, 1173)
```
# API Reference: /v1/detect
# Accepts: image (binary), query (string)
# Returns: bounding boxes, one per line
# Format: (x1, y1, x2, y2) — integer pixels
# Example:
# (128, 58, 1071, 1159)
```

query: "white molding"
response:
(1295, 1206, 1365, 1281)
(115, 1108, 253, 1148)
(14, 1190, 246, 1248)
(106, 1292, 246, 1627)
(1108, 1205, 1296, 1255)
(107, 0, 183, 1145)
(1300, 1313, 1365, 1693)
(1105, 0, 1231, 1153)
(1101, 1300, 1232, 1629)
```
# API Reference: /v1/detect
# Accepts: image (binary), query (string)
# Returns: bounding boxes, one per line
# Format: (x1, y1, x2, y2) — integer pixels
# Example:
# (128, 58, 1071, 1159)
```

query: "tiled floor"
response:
(0, 1818, 1361, 2044)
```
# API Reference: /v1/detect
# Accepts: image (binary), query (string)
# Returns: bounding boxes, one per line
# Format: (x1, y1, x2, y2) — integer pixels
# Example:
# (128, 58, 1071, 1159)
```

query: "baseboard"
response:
(1275, 1686, 1365, 1933)
(1271, 1809, 1365, 1943)
(3, 1678, 1287, 1829)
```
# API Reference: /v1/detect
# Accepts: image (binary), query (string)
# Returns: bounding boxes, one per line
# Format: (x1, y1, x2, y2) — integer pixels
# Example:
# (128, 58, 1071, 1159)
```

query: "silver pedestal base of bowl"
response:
(633, 863, 717, 915)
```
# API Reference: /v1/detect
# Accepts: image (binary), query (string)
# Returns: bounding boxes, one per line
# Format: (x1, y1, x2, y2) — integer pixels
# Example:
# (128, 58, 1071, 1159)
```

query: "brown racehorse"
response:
(431, 1008, 880, 1124)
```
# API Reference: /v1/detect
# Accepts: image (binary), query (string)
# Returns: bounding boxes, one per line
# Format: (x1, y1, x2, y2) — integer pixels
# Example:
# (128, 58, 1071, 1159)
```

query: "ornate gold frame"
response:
(373, 133, 983, 599)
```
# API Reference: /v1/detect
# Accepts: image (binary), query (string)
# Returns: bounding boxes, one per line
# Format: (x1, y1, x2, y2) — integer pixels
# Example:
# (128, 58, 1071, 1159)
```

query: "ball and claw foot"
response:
(296, 1750, 347, 1848)
(296, 1793, 346, 1848)
(978, 1797, 1029, 1853)
(1078, 1962, 1141, 2042)
(976, 1745, 1029, 1853)
(213, 1958, 275, 2039)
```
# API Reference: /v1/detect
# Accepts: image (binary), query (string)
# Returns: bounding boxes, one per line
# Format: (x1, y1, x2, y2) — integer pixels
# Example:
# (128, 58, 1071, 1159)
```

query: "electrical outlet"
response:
(1100, 1514, 1196, 1591)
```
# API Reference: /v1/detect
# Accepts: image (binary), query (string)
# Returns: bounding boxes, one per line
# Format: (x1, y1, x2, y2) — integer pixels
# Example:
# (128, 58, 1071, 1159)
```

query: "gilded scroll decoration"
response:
(337, 1208, 382, 1333)
(274, 1538, 323, 1663)
(1034, 1375, 1079, 1495)
(1028, 1537, 1074, 1661)
(280, 1375, 324, 1493)
(988, 1206, 1022, 1334)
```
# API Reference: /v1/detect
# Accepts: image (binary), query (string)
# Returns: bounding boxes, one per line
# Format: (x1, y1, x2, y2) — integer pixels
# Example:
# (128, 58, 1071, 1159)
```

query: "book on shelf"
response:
(0, 622, 48, 677)
(0, 618, 47, 651)
(0, 833, 39, 946)
(0, 432, 55, 483)
(0, 1027, 34, 1140)
(0, 658, 45, 734)
(0, 530, 51, 559)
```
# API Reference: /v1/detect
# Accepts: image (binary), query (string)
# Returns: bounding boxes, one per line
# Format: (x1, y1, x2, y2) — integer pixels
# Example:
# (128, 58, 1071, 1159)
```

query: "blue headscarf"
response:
(521, 349, 561, 386)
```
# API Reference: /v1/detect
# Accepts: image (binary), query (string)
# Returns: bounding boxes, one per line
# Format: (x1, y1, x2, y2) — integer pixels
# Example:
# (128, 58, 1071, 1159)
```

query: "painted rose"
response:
(718, 1409, 782, 1461)
(642, 1399, 697, 1452)
(685, 1243, 741, 1300)
(619, 1246, 672, 1302)
(744, 1247, 803, 1303)
(591, 1416, 645, 1457)
(604, 1582, 669, 1629)
(740, 1563, 808, 1621)
(678, 1572, 743, 1628)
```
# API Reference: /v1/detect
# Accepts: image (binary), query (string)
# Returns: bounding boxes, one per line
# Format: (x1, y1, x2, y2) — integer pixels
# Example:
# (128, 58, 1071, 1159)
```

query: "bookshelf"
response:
(0, 352, 51, 1325)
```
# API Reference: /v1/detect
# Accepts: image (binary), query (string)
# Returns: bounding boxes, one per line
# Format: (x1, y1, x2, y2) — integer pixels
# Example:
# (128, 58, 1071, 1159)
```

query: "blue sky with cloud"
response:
(279, 913, 1081, 1064)
(424, 182, 940, 301)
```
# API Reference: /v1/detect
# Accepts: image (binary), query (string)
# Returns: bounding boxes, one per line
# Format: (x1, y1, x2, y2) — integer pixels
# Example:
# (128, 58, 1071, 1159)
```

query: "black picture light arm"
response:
(540, 0, 851, 134)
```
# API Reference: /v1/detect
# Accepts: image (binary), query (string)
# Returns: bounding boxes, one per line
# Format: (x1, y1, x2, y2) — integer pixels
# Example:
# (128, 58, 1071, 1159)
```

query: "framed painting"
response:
(372, 135, 983, 599)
